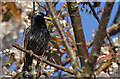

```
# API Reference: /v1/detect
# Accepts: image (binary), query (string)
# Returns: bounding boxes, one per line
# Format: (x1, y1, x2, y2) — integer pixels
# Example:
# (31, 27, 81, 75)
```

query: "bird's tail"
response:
(23, 53, 33, 72)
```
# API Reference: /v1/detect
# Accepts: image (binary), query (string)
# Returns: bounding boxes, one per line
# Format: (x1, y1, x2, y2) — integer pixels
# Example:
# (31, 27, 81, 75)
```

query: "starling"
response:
(23, 12, 51, 72)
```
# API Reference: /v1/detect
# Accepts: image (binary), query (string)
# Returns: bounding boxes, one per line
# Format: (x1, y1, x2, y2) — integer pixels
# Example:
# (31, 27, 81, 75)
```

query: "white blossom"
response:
(99, 71, 110, 77)
(60, 20, 67, 27)
(50, 27, 59, 36)
(110, 62, 118, 77)
(113, 37, 119, 46)
(11, 71, 17, 76)
(0, 18, 25, 51)
(64, 25, 71, 32)
(33, 59, 37, 65)
(62, 11, 68, 17)
(69, 66, 73, 70)
(18, 69, 22, 72)
(46, 65, 50, 69)
(3, 67, 10, 75)
(101, 46, 110, 55)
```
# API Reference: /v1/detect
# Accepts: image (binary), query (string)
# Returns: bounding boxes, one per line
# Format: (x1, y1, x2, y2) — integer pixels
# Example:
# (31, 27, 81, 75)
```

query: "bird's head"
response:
(32, 12, 45, 23)
(31, 12, 52, 24)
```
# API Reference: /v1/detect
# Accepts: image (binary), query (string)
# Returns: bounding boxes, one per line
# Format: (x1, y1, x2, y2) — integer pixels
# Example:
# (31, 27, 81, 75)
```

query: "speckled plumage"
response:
(23, 12, 50, 72)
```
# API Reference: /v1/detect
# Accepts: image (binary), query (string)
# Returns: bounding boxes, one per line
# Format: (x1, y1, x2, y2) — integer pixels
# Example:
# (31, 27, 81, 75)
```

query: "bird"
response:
(23, 12, 51, 72)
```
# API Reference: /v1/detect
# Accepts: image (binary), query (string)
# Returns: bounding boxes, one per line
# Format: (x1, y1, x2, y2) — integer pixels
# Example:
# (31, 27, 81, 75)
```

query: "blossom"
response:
(3, 67, 10, 75)
(101, 46, 110, 55)
(99, 71, 110, 77)
(33, 58, 37, 65)
(60, 20, 67, 27)
(11, 71, 17, 76)
(109, 62, 118, 77)
(113, 37, 119, 46)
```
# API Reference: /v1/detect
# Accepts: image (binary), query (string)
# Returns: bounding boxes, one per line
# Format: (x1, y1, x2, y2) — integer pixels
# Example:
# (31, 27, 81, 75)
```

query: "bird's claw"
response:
(29, 50, 34, 56)
(40, 56, 44, 60)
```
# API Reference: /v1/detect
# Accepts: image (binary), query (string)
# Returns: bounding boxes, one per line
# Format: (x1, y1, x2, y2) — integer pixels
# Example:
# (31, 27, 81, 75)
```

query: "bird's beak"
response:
(44, 16, 52, 21)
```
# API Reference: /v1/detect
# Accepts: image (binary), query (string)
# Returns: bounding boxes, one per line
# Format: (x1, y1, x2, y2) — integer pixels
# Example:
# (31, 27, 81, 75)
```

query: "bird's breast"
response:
(27, 26, 50, 55)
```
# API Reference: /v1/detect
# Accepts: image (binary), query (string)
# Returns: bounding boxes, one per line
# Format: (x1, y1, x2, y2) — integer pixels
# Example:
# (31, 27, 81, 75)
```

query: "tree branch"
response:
(67, 2, 89, 68)
(12, 44, 77, 75)
(46, 2, 81, 77)
(83, 2, 114, 77)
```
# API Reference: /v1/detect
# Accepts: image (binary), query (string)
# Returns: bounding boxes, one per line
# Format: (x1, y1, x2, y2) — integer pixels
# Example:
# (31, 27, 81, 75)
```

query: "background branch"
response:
(83, 2, 114, 77)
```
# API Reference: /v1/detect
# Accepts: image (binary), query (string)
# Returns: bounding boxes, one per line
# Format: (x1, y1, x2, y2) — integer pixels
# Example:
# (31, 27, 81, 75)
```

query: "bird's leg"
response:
(39, 56, 44, 60)
(35, 56, 44, 69)
(29, 50, 34, 56)
(36, 51, 45, 77)
(40, 50, 45, 60)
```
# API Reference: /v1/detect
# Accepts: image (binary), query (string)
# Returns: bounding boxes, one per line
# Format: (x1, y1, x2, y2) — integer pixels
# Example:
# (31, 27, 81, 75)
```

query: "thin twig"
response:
(12, 44, 77, 75)
(86, 39, 94, 48)
(88, 2, 100, 23)
(36, 2, 46, 10)
(36, 2, 49, 15)
(106, 32, 114, 47)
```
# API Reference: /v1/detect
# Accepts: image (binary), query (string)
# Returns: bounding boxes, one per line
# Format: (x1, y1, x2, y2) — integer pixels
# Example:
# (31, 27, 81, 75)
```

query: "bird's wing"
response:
(24, 26, 31, 49)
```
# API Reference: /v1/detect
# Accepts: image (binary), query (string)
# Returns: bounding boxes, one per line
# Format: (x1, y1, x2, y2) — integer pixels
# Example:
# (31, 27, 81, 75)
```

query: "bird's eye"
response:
(36, 13, 39, 15)
(36, 13, 40, 16)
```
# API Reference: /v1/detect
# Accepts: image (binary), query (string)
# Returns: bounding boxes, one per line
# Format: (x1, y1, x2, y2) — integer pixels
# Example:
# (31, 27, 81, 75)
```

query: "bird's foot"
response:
(40, 56, 44, 61)
(29, 50, 34, 56)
